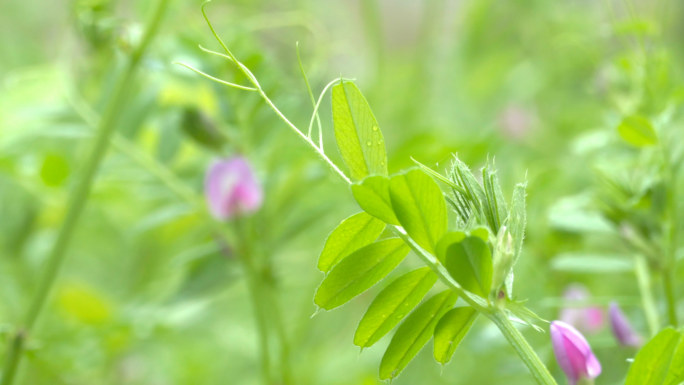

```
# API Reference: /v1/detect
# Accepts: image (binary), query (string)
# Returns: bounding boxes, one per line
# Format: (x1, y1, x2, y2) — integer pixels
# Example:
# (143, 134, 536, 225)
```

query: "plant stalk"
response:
(0, 0, 169, 383)
(488, 310, 558, 385)
(634, 255, 660, 336)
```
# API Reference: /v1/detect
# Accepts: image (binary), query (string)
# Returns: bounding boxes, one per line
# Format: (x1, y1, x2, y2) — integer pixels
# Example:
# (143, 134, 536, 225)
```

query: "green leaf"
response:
(379, 290, 458, 380)
(389, 169, 447, 254)
(314, 238, 409, 310)
(507, 182, 527, 261)
(617, 115, 657, 147)
(40, 153, 70, 187)
(436, 233, 493, 297)
(625, 327, 684, 385)
(482, 162, 508, 232)
(332, 81, 388, 180)
(317, 212, 386, 272)
(448, 157, 487, 224)
(354, 267, 437, 348)
(180, 108, 225, 151)
(550, 253, 633, 274)
(352, 175, 399, 224)
(433, 306, 478, 364)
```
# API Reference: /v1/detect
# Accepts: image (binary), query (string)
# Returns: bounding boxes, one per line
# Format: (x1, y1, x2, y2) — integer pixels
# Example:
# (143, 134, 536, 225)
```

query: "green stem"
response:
(263, 282, 293, 385)
(241, 256, 273, 385)
(488, 311, 558, 385)
(662, 271, 678, 327)
(634, 255, 660, 336)
(662, 139, 679, 327)
(0, 1, 169, 383)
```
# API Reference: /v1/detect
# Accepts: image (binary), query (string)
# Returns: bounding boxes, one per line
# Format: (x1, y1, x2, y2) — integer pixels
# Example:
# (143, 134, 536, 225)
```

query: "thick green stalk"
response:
(263, 280, 293, 385)
(662, 271, 678, 327)
(0, 1, 169, 383)
(241, 255, 274, 385)
(488, 311, 558, 385)
(634, 255, 660, 336)
(663, 166, 679, 327)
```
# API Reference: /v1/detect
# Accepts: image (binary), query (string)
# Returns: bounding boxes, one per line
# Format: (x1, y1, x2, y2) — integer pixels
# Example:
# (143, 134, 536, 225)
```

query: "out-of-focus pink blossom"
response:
(498, 104, 534, 140)
(608, 302, 642, 348)
(551, 320, 602, 385)
(559, 284, 604, 334)
(205, 156, 263, 220)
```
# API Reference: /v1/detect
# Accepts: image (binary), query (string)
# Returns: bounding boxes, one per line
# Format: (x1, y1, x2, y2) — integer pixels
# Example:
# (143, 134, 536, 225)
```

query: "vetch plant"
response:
(550, 321, 601, 385)
(205, 156, 263, 220)
(608, 302, 642, 348)
(182, 3, 558, 383)
(559, 284, 604, 334)
(183, 2, 684, 384)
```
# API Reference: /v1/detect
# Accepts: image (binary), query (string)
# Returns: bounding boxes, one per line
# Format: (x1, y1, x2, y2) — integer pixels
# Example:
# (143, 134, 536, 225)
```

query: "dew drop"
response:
(366, 141, 372, 146)
(372, 126, 378, 131)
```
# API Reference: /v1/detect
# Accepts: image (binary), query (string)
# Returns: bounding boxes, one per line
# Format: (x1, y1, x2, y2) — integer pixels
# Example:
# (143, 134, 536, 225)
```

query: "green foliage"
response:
(389, 169, 448, 255)
(351, 175, 399, 224)
(332, 81, 388, 180)
(617, 115, 658, 147)
(314, 238, 409, 310)
(317, 212, 385, 273)
(5, 0, 684, 383)
(481, 161, 508, 233)
(379, 290, 458, 380)
(354, 267, 437, 348)
(433, 306, 478, 364)
(436, 233, 493, 297)
(179, 108, 225, 151)
(625, 327, 684, 385)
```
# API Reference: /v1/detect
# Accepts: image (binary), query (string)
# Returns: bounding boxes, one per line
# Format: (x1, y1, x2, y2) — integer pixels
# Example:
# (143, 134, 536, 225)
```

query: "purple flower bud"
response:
(205, 156, 263, 220)
(550, 320, 601, 385)
(608, 302, 642, 347)
(559, 284, 604, 334)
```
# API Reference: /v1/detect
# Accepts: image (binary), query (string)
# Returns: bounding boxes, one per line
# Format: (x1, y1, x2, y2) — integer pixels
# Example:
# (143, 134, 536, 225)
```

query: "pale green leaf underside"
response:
(433, 306, 478, 364)
(389, 169, 447, 255)
(314, 238, 409, 310)
(437, 233, 493, 297)
(354, 267, 437, 348)
(317, 212, 386, 272)
(625, 327, 684, 385)
(352, 175, 399, 224)
(379, 290, 458, 380)
(332, 81, 388, 180)
(617, 115, 657, 147)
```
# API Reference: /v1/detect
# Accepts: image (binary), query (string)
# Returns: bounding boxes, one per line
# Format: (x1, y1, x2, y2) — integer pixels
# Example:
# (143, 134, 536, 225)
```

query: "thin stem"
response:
(175, 62, 258, 91)
(296, 42, 322, 140)
(488, 310, 558, 385)
(0, 332, 24, 385)
(263, 282, 293, 385)
(662, 272, 678, 327)
(634, 255, 660, 336)
(199, 1, 351, 184)
(240, 254, 273, 384)
(661, 130, 679, 327)
(0, 0, 170, 383)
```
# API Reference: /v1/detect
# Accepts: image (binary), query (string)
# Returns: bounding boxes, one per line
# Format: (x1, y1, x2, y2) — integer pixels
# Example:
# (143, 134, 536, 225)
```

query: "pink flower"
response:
(608, 302, 642, 347)
(559, 284, 604, 334)
(205, 156, 263, 220)
(550, 321, 601, 385)
(498, 104, 534, 140)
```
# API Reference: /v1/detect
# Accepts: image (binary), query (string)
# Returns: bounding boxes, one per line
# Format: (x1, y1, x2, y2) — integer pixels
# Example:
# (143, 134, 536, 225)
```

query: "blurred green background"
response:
(1, 0, 683, 384)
